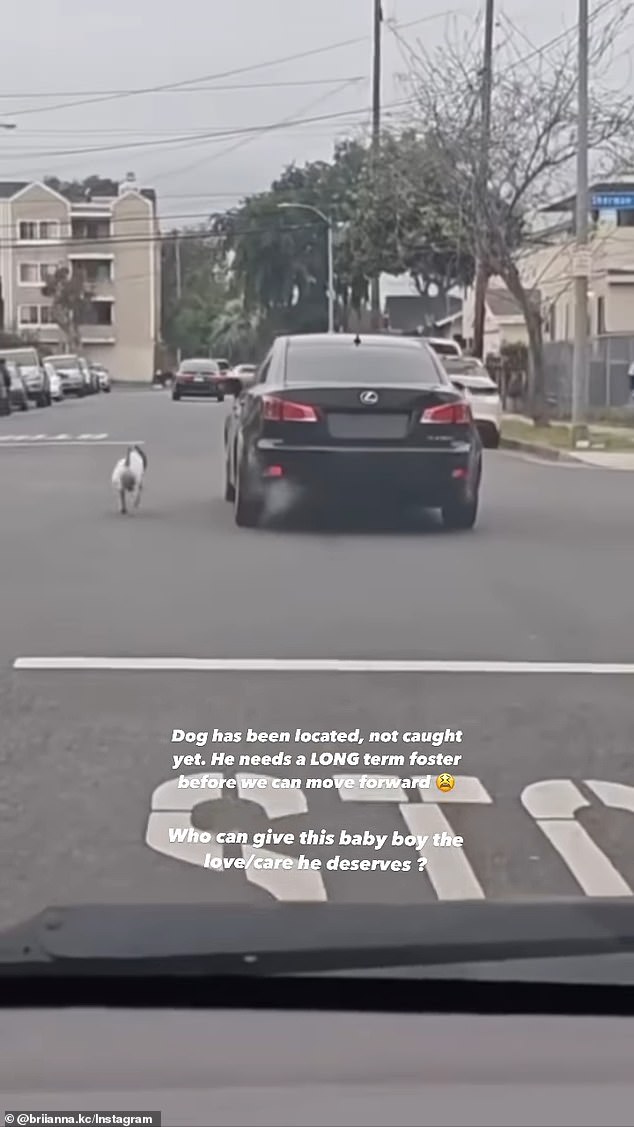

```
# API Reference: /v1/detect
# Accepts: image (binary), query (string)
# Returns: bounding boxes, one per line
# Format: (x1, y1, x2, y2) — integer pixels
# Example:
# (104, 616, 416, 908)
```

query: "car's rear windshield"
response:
(285, 342, 448, 385)
(428, 340, 461, 356)
(215, 360, 230, 372)
(180, 360, 219, 374)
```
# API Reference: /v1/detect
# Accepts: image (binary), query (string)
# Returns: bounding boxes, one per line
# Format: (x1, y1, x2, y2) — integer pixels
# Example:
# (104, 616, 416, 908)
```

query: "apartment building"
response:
(0, 173, 160, 382)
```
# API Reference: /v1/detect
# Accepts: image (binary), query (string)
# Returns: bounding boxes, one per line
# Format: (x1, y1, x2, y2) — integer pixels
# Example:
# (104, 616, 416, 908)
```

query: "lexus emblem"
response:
(359, 390, 379, 405)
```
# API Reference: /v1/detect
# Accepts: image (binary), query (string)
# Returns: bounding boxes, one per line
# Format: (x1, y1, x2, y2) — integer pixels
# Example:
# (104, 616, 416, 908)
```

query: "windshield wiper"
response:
(1, 900, 634, 977)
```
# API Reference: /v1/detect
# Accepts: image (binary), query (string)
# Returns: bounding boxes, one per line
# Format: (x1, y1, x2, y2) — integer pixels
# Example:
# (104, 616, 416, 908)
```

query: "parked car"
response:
(233, 363, 257, 389)
(442, 356, 502, 449)
(42, 361, 64, 402)
(0, 347, 51, 406)
(90, 364, 111, 392)
(0, 365, 10, 416)
(214, 359, 231, 375)
(426, 337, 463, 359)
(6, 361, 29, 411)
(78, 356, 99, 394)
(45, 354, 86, 397)
(172, 358, 226, 401)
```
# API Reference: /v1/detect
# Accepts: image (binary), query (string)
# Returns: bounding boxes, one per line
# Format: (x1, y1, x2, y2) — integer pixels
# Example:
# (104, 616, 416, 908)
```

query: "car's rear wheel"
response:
(441, 490, 479, 531)
(487, 428, 500, 449)
(234, 457, 262, 528)
(216, 393, 225, 403)
(172, 388, 181, 401)
(20, 397, 28, 412)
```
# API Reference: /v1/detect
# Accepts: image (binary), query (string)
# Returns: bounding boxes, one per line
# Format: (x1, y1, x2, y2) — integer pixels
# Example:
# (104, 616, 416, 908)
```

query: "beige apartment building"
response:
(0, 174, 160, 382)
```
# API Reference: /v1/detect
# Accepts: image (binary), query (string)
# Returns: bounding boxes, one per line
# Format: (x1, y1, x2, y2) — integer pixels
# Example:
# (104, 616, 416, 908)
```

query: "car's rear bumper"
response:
(253, 441, 479, 504)
(175, 381, 224, 397)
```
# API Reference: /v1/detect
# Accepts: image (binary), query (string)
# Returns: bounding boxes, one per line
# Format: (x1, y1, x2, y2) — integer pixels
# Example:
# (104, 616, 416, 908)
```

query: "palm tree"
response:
(209, 300, 263, 363)
(41, 265, 93, 351)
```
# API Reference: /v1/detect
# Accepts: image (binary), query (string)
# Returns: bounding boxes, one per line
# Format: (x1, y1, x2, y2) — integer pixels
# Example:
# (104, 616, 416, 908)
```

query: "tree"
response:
(45, 175, 119, 201)
(346, 130, 475, 303)
(403, 11, 634, 421)
(160, 227, 229, 359)
(209, 299, 264, 363)
(41, 266, 93, 351)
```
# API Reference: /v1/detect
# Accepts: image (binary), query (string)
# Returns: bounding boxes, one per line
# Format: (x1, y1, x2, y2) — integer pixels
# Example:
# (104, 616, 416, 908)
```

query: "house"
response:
(461, 283, 539, 354)
(518, 179, 634, 341)
(0, 174, 160, 381)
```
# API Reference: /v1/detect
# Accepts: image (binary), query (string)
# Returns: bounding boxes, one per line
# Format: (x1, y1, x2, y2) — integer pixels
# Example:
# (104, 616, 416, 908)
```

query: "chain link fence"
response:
(543, 335, 634, 415)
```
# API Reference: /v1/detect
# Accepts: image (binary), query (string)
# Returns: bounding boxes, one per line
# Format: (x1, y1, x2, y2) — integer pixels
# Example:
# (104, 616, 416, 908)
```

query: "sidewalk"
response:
(501, 414, 634, 469)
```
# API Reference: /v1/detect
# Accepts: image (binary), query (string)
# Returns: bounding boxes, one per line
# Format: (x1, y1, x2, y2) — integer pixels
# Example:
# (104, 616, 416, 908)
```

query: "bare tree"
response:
(400, 7, 634, 421)
(41, 265, 93, 352)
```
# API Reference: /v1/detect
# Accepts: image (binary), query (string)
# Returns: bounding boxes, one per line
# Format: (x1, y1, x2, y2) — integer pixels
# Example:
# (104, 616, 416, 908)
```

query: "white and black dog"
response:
(111, 445, 147, 514)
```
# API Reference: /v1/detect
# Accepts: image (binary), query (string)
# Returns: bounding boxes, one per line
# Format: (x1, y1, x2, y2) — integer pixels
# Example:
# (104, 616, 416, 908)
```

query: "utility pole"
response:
(369, 0, 382, 331)
(472, 0, 495, 358)
(571, 0, 589, 445)
(175, 235, 182, 365)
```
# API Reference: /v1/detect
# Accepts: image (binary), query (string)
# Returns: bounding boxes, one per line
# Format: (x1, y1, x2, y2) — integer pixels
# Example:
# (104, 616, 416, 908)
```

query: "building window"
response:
(19, 262, 56, 285)
(71, 219, 111, 241)
(18, 304, 56, 326)
(18, 304, 40, 324)
(93, 301, 113, 326)
(72, 259, 112, 284)
(18, 220, 60, 241)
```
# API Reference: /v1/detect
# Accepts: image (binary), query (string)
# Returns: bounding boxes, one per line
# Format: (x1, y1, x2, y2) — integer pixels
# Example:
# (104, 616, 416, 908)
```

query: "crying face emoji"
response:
(436, 773, 455, 793)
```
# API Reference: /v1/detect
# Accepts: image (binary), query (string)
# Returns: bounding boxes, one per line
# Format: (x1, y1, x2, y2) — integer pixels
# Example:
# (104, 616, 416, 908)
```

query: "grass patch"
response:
(502, 418, 634, 452)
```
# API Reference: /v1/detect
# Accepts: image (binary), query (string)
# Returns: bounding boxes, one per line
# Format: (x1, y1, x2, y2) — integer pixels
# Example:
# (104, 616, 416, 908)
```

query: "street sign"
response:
(591, 192, 634, 209)
(572, 250, 591, 277)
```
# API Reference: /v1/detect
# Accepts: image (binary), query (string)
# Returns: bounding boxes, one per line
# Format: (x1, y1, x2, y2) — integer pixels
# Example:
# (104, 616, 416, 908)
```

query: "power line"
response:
(4, 13, 451, 119)
(0, 77, 365, 99)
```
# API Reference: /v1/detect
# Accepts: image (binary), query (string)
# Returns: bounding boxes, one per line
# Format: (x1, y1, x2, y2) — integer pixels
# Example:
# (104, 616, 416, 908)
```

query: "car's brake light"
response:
(262, 395, 319, 422)
(421, 401, 472, 424)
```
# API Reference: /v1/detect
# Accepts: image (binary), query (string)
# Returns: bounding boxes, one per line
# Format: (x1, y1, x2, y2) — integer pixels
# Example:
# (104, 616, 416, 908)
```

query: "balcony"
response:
(70, 259, 114, 296)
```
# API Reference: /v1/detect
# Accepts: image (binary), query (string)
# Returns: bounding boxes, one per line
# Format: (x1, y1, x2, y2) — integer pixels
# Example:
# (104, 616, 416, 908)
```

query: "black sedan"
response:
(223, 333, 482, 529)
(172, 358, 225, 401)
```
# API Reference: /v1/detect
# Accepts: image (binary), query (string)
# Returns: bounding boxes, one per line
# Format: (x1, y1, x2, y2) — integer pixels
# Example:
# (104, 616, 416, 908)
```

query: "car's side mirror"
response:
(222, 376, 243, 397)
(451, 379, 465, 392)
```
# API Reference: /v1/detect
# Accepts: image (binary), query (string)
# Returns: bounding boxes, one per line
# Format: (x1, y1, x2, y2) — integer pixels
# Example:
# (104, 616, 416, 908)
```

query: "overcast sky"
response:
(0, 0, 626, 229)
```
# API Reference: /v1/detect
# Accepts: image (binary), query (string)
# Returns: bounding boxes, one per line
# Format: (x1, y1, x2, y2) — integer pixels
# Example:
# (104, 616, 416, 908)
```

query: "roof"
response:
(384, 293, 462, 332)
(284, 332, 427, 349)
(0, 180, 156, 205)
(0, 181, 28, 198)
(486, 287, 540, 318)
(542, 180, 634, 213)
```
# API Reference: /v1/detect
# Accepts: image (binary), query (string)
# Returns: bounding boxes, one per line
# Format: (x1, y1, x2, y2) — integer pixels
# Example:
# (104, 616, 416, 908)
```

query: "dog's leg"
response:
(119, 488, 127, 515)
(133, 481, 143, 509)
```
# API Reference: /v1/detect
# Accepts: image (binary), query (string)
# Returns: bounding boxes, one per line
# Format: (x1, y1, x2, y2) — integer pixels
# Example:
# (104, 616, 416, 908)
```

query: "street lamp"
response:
(277, 202, 334, 333)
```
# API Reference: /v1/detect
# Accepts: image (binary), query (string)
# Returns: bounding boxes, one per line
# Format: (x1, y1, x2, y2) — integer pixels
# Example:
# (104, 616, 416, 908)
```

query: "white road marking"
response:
(145, 771, 633, 900)
(241, 843, 327, 902)
(145, 771, 225, 869)
(400, 803, 485, 900)
(521, 779, 632, 896)
(236, 772, 308, 818)
(13, 657, 634, 673)
(585, 779, 634, 814)
(337, 774, 408, 802)
(419, 776, 492, 804)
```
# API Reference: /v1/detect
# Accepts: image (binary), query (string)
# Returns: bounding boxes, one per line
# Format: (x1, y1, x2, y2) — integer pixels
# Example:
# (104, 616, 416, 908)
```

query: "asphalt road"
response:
(1, 388, 633, 928)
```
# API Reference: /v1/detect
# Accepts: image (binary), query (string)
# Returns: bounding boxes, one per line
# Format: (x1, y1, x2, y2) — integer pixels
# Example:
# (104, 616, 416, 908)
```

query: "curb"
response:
(500, 437, 581, 464)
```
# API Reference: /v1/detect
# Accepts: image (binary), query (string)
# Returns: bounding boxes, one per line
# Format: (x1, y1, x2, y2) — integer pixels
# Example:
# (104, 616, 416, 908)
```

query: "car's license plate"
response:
(327, 413, 409, 440)
(194, 376, 204, 382)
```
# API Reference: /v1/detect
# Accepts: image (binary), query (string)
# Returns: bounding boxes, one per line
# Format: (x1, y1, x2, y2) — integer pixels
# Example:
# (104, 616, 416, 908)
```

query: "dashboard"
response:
(2, 1009, 632, 1125)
